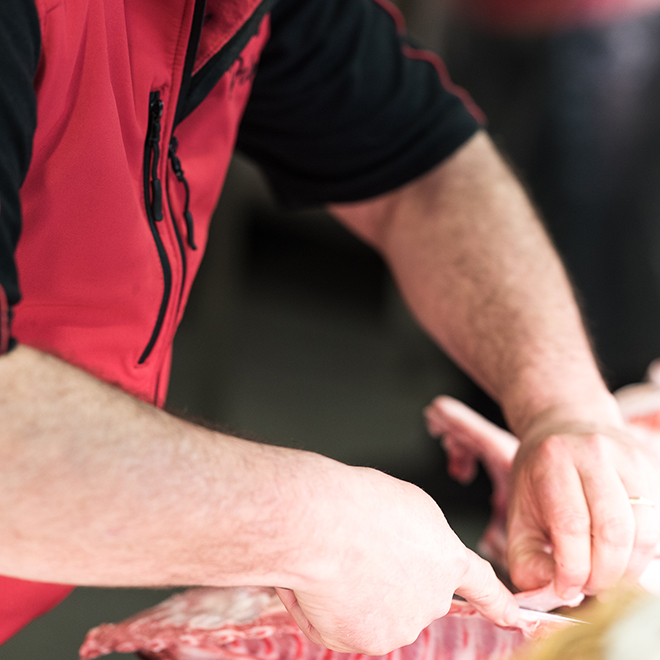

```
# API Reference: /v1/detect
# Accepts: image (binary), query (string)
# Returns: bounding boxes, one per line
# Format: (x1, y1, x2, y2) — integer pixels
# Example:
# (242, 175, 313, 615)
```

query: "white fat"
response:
(145, 588, 283, 628)
(173, 646, 226, 660)
(194, 589, 279, 624)
(604, 594, 660, 660)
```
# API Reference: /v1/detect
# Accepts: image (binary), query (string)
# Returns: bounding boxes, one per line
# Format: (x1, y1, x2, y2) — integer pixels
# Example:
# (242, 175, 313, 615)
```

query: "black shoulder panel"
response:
(236, 0, 482, 208)
(0, 0, 40, 351)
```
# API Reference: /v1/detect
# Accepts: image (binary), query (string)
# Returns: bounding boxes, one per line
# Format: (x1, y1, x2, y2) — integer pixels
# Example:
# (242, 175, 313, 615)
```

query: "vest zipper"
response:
(168, 136, 198, 250)
(139, 90, 172, 365)
(140, 0, 205, 367)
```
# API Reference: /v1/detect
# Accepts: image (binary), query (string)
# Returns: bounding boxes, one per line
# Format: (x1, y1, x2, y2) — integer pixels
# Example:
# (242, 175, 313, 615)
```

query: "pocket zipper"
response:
(139, 90, 172, 365)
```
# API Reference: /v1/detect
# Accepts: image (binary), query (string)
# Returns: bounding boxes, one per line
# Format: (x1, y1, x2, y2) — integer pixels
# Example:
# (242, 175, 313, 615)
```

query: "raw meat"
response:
(81, 585, 584, 660)
(424, 396, 516, 572)
(80, 587, 521, 660)
(613, 360, 660, 433)
(79, 462, 579, 660)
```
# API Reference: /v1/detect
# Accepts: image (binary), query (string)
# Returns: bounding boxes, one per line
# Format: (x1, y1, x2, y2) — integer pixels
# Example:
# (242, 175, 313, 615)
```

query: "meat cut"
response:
(79, 373, 660, 660)
(80, 584, 587, 660)
(80, 587, 529, 660)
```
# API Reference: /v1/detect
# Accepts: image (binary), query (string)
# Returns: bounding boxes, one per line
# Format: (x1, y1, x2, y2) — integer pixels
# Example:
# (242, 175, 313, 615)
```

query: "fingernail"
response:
(504, 601, 520, 626)
(559, 587, 581, 601)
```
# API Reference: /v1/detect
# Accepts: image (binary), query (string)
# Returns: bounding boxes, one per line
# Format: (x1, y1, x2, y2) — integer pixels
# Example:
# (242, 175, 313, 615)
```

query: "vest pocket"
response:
(139, 90, 172, 365)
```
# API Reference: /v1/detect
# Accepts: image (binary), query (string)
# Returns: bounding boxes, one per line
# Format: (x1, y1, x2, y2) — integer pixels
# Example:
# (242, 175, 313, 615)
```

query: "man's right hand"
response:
(276, 465, 519, 654)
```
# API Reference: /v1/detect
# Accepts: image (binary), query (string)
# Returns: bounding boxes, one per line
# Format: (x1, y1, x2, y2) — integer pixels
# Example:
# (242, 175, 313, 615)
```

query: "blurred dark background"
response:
(5, 0, 660, 657)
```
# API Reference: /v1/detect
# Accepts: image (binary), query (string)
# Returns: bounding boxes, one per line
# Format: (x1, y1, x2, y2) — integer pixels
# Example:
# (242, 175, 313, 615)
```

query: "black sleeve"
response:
(0, 0, 40, 353)
(236, 0, 483, 208)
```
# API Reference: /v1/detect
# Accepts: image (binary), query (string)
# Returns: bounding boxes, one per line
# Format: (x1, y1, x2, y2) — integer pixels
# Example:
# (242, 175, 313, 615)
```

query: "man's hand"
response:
(508, 415, 660, 599)
(276, 466, 518, 654)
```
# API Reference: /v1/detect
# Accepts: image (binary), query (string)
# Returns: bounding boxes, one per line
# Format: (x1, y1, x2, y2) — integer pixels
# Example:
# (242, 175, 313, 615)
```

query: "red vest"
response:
(2, 0, 269, 643)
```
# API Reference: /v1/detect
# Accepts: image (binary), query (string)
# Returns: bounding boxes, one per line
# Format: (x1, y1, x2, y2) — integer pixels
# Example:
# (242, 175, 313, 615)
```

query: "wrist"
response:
(500, 376, 624, 444)
(199, 437, 354, 591)
(268, 459, 370, 591)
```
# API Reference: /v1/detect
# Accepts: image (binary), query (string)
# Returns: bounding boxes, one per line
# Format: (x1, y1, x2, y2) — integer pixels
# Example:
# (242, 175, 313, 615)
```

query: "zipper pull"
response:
(168, 136, 197, 250)
(148, 94, 164, 222)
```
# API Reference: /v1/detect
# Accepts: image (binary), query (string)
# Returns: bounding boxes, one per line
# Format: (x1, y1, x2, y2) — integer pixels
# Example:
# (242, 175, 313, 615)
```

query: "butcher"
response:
(0, 0, 656, 653)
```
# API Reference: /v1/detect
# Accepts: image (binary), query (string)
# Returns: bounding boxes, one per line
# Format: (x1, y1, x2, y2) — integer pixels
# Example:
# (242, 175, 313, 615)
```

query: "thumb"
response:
(507, 524, 555, 592)
(454, 549, 519, 627)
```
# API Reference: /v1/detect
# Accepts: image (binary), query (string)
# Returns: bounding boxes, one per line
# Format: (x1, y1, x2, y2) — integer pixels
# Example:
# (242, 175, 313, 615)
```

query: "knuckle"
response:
(553, 510, 591, 538)
(472, 585, 498, 608)
(541, 432, 609, 461)
(553, 545, 590, 582)
(462, 553, 489, 582)
(583, 433, 610, 456)
(529, 459, 551, 484)
(536, 435, 567, 462)
(470, 563, 499, 602)
(594, 515, 635, 547)
(555, 559, 589, 583)
(466, 560, 509, 609)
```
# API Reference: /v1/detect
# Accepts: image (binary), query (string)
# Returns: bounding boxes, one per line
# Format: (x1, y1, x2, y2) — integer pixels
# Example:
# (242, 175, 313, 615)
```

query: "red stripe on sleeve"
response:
(401, 45, 487, 124)
(370, 0, 407, 34)
(370, 0, 486, 124)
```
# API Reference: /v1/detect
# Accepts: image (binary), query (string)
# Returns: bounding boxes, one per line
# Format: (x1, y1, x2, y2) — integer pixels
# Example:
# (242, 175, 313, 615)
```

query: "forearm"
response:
(331, 130, 659, 599)
(329, 131, 621, 437)
(0, 346, 520, 650)
(0, 344, 337, 588)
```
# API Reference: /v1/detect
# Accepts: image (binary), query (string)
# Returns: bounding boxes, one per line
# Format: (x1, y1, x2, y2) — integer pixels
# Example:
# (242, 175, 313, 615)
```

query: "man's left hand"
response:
(507, 419, 660, 598)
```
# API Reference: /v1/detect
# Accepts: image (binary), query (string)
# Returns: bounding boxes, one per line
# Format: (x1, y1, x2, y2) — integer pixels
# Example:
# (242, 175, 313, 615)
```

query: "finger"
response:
(581, 467, 635, 594)
(536, 453, 591, 599)
(625, 498, 659, 582)
(507, 521, 555, 592)
(274, 588, 327, 648)
(621, 476, 660, 583)
(455, 549, 519, 627)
